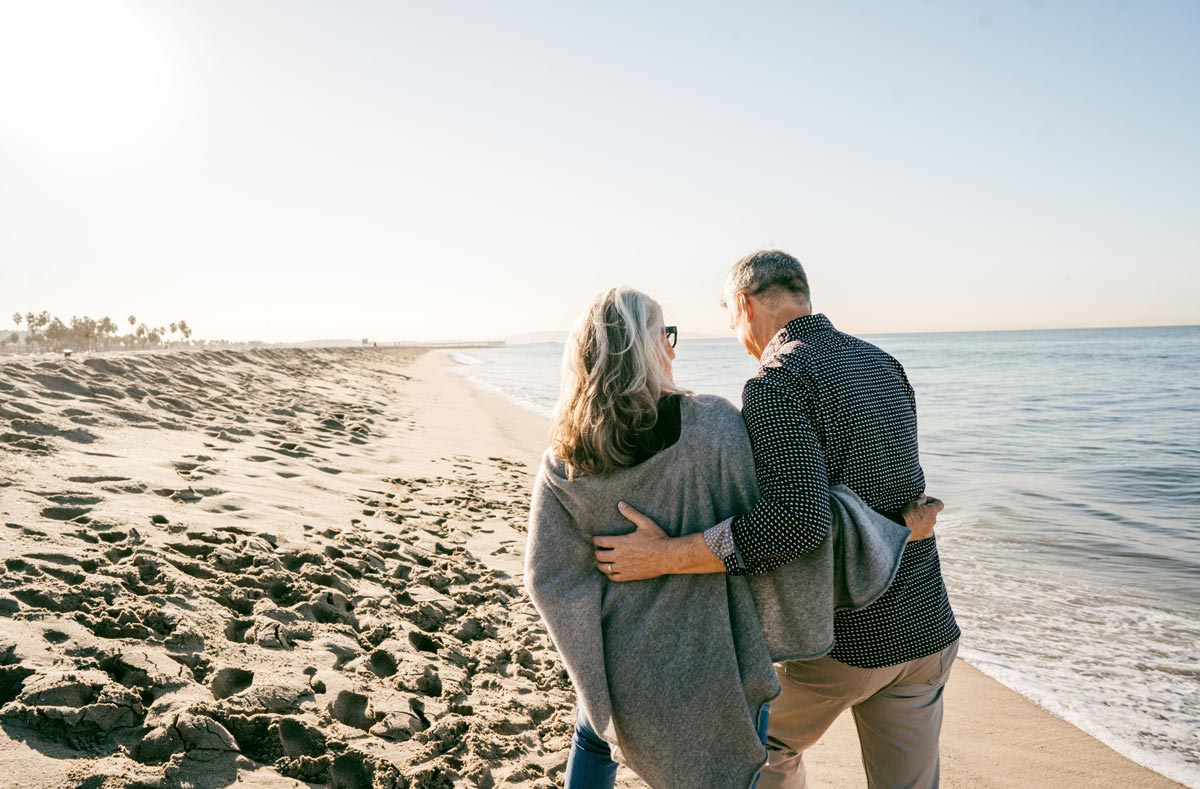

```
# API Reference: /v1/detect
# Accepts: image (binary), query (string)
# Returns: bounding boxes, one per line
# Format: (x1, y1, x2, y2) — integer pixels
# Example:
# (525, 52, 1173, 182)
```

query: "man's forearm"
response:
(661, 532, 727, 575)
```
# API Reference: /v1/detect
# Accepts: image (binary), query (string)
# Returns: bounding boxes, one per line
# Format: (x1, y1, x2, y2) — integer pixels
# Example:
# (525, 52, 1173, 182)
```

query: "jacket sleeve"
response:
(523, 469, 618, 748)
(724, 374, 832, 576)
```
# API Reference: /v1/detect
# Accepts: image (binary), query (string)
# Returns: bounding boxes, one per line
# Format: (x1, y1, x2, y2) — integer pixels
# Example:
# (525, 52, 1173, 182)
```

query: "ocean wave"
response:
(448, 352, 555, 417)
(942, 520, 1200, 787)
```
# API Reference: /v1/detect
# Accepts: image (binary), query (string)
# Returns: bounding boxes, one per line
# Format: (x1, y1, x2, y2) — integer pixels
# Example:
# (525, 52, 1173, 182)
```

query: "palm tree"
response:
(12, 313, 21, 330)
(24, 311, 50, 353)
(169, 322, 178, 348)
(178, 320, 192, 345)
(36, 311, 50, 351)
(46, 317, 67, 352)
(68, 316, 97, 351)
(98, 317, 118, 350)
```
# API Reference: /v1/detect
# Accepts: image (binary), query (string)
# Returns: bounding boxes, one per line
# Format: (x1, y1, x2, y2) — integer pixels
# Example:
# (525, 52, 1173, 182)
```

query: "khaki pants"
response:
(759, 641, 958, 789)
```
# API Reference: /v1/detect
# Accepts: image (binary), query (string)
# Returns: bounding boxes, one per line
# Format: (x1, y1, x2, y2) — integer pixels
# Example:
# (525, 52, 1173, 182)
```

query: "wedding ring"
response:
(607, 562, 614, 573)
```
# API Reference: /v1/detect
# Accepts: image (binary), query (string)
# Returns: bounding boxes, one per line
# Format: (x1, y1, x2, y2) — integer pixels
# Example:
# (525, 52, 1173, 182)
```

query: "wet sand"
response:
(0, 348, 1180, 788)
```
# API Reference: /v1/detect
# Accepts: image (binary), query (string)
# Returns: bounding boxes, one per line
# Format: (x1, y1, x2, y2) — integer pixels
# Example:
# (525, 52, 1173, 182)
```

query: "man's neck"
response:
(754, 305, 814, 359)
(765, 305, 813, 338)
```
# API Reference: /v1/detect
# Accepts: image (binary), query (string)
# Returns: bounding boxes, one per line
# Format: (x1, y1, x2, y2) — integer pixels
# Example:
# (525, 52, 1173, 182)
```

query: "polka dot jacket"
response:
(705, 314, 959, 669)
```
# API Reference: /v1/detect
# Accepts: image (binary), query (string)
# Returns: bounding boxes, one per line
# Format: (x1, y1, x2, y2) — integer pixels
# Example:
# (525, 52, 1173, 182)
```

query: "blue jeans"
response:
(564, 704, 771, 789)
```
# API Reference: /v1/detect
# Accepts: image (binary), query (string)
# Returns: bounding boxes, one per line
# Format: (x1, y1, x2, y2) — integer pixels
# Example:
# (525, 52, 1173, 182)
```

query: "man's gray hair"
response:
(724, 249, 810, 305)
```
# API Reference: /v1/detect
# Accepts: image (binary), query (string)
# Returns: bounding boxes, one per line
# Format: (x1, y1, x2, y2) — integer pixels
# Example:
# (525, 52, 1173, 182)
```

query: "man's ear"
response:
(736, 291, 753, 322)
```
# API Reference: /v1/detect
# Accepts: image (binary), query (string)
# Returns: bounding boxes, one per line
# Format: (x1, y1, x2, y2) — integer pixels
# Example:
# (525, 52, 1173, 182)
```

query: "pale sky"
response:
(1, 0, 1197, 343)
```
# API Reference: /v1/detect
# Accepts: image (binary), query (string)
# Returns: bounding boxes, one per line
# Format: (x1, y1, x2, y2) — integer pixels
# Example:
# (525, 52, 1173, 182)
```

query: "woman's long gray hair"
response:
(550, 287, 682, 478)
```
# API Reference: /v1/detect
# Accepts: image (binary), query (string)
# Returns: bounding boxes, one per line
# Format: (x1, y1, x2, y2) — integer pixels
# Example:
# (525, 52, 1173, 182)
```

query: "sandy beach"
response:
(0, 347, 1181, 788)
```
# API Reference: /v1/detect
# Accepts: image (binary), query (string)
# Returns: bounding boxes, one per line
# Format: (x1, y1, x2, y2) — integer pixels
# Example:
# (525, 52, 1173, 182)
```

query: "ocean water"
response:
(451, 324, 1200, 787)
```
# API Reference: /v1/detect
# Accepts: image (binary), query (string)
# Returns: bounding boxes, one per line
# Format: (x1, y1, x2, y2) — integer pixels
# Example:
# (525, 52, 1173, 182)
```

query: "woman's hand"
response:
(901, 494, 944, 541)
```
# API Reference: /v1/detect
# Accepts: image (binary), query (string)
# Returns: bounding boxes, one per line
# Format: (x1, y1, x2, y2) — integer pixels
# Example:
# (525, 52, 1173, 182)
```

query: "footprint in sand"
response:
(368, 649, 399, 678)
(0, 433, 53, 453)
(223, 619, 253, 643)
(210, 666, 254, 700)
(9, 417, 98, 445)
(330, 689, 376, 731)
(0, 670, 145, 747)
(35, 491, 102, 523)
(171, 461, 206, 480)
(39, 505, 92, 522)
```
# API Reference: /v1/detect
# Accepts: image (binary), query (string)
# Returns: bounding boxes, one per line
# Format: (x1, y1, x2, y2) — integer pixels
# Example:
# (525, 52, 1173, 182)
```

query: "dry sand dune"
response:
(0, 348, 573, 788)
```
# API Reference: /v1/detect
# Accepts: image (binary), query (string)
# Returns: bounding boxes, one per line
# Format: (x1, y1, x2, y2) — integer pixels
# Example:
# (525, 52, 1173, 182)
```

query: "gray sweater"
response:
(525, 395, 910, 788)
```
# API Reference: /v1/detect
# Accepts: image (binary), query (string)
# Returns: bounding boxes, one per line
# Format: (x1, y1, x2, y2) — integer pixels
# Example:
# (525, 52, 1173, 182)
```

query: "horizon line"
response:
(498, 321, 1200, 344)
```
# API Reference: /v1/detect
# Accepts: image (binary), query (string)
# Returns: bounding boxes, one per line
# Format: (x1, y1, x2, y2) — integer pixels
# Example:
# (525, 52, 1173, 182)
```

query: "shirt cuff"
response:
(703, 518, 747, 573)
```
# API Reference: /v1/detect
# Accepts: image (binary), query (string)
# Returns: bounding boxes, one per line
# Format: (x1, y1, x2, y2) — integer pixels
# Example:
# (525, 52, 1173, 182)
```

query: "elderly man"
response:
(596, 250, 960, 788)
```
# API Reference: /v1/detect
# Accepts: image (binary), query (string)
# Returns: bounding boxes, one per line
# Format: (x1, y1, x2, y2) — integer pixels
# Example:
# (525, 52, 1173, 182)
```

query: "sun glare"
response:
(0, 0, 165, 142)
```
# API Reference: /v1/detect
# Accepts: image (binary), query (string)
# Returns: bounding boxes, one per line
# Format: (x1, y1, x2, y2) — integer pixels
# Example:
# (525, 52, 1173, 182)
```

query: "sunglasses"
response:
(664, 325, 678, 348)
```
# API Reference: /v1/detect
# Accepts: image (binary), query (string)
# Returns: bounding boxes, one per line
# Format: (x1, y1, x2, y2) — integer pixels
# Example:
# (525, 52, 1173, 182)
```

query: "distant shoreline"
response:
(0, 341, 507, 361)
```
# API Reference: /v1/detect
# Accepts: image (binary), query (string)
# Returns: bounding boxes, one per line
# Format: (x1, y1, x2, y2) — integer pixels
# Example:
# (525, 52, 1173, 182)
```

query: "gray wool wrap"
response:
(525, 395, 910, 788)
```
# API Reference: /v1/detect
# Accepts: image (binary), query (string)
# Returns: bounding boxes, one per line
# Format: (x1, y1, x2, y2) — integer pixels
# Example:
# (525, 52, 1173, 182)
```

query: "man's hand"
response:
(594, 502, 730, 581)
(592, 502, 672, 581)
(902, 494, 944, 542)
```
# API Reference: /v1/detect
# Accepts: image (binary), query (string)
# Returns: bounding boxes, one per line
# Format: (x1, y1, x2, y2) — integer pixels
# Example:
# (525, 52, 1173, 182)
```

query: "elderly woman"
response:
(525, 287, 925, 789)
